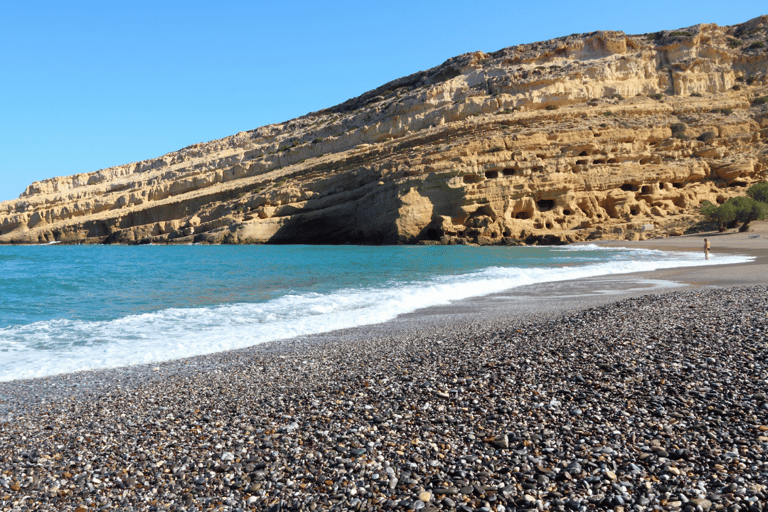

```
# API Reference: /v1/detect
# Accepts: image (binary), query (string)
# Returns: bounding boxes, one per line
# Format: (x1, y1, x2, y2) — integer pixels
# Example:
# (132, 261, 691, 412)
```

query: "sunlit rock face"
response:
(2, 16, 767, 245)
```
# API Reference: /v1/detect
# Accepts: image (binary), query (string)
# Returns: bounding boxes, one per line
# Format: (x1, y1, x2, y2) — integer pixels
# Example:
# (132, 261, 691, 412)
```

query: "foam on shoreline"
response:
(0, 247, 751, 382)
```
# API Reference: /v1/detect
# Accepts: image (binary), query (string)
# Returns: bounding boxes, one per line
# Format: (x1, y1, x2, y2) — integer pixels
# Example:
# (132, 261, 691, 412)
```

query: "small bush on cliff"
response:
(669, 31, 694, 38)
(752, 96, 768, 106)
(650, 93, 664, 100)
(747, 41, 765, 50)
(670, 122, 688, 139)
(697, 131, 717, 143)
(690, 92, 703, 97)
(545, 104, 559, 110)
(727, 37, 742, 48)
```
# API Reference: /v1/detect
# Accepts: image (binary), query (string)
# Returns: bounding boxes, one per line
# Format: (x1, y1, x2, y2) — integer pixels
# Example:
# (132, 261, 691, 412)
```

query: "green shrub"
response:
(747, 77, 757, 85)
(697, 131, 717, 142)
(712, 108, 733, 115)
(670, 123, 686, 134)
(752, 96, 768, 106)
(747, 182, 768, 203)
(488, 146, 505, 152)
(729, 196, 768, 231)
(747, 41, 765, 50)
(670, 123, 688, 140)
(669, 31, 694, 38)
(702, 191, 768, 232)
(727, 37, 742, 48)
(650, 93, 664, 100)
(610, 93, 624, 100)
(690, 92, 703, 97)
(701, 200, 736, 232)
(603, 111, 614, 117)
(732, 84, 742, 91)
(545, 104, 559, 110)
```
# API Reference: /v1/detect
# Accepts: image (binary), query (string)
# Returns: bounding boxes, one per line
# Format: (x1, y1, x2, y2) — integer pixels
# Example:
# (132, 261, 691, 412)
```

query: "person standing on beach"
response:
(704, 238, 710, 260)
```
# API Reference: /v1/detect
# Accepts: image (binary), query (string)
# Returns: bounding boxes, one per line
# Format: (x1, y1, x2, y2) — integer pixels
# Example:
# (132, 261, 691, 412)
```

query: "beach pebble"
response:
(0, 285, 766, 512)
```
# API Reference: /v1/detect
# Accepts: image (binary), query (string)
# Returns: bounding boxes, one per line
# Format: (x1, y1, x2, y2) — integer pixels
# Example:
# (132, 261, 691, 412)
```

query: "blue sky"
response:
(0, 1, 764, 201)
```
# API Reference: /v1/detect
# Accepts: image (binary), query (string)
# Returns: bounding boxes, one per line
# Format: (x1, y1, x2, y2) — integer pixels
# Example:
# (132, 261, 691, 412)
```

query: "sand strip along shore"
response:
(592, 220, 768, 289)
(0, 225, 766, 511)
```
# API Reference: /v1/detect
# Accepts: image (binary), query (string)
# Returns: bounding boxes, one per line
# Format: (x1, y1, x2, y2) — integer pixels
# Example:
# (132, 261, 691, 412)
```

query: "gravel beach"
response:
(1, 227, 767, 512)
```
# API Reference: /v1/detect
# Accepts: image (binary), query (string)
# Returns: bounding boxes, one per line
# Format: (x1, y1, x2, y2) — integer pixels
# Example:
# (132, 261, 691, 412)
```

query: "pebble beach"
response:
(1, 229, 767, 512)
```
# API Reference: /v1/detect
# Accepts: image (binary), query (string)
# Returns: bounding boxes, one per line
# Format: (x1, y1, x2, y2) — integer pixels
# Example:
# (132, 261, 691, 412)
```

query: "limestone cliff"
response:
(2, 16, 768, 245)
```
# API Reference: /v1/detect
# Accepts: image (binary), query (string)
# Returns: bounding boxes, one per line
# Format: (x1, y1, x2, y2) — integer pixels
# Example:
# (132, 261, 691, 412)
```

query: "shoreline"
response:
(1, 225, 767, 511)
(2, 288, 766, 511)
(1, 225, 766, 416)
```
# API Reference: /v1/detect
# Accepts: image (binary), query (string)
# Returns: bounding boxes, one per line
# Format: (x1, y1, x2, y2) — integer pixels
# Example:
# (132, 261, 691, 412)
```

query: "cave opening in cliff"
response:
(515, 211, 531, 219)
(563, 209, 572, 215)
(621, 184, 640, 192)
(642, 185, 653, 194)
(576, 159, 588, 165)
(502, 168, 516, 176)
(463, 174, 484, 184)
(630, 208, 639, 216)
(729, 181, 747, 188)
(485, 170, 499, 179)
(672, 182, 683, 189)
(536, 199, 555, 211)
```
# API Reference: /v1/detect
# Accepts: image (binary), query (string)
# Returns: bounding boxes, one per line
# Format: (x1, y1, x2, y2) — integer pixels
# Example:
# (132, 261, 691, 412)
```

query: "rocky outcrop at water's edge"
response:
(2, 16, 768, 244)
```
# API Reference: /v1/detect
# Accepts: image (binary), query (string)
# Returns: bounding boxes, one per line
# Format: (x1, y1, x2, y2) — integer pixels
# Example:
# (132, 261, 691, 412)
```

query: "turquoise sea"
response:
(0, 244, 751, 381)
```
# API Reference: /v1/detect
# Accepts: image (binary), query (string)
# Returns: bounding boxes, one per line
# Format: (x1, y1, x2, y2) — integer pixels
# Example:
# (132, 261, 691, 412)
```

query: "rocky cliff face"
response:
(2, 17, 768, 245)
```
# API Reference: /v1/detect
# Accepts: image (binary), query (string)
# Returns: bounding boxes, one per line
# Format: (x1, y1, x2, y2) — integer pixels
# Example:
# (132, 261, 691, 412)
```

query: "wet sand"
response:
(593, 219, 768, 289)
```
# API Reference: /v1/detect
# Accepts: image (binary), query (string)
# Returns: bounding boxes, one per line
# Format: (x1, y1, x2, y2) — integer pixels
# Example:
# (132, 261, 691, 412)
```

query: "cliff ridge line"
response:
(1, 16, 767, 245)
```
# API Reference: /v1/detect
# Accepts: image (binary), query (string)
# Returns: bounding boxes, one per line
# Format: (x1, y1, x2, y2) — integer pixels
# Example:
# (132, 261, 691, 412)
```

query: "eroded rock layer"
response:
(2, 17, 768, 245)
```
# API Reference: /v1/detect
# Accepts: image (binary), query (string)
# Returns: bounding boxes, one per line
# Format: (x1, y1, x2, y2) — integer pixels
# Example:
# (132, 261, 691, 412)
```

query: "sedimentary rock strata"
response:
(1, 16, 768, 244)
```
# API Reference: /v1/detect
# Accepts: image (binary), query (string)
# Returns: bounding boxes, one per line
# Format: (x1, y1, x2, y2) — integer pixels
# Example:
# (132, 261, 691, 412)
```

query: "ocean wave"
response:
(0, 250, 752, 381)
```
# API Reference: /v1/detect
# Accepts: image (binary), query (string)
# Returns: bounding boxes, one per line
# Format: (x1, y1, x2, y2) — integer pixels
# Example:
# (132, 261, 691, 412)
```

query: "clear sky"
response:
(0, 1, 764, 201)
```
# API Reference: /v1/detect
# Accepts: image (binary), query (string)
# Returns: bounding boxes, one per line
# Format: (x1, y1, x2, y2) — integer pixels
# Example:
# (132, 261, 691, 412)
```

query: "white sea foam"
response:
(0, 249, 752, 381)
